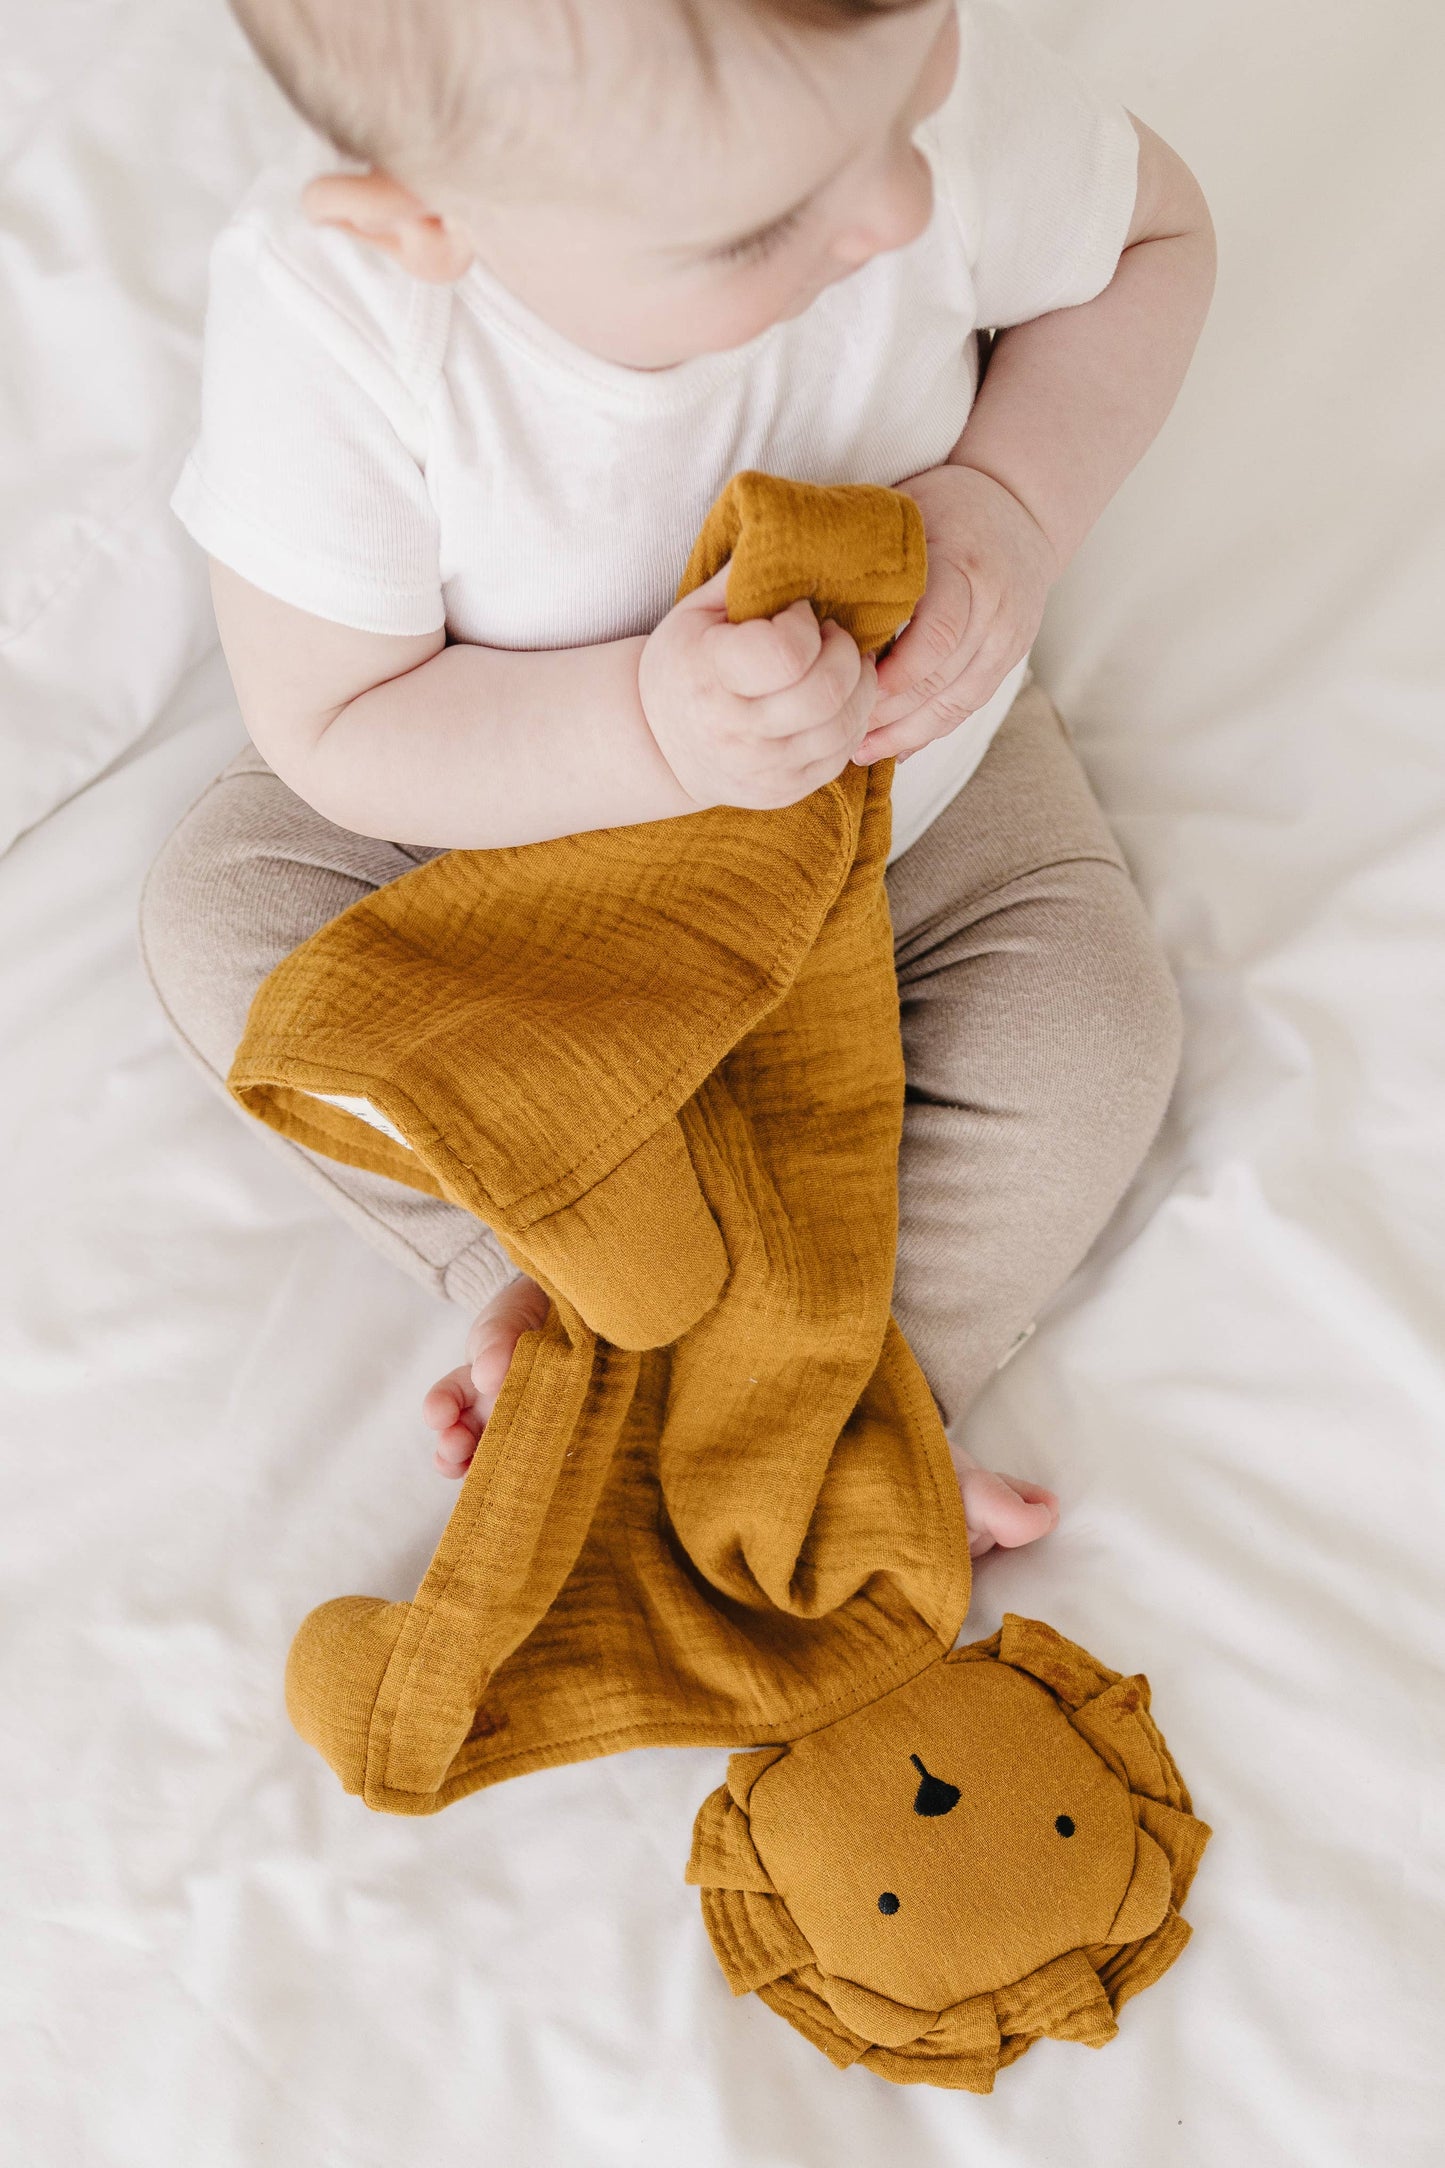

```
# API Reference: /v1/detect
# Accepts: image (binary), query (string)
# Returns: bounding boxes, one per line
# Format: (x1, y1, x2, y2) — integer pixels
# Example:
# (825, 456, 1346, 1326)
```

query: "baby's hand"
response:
(857, 464, 1058, 764)
(639, 567, 877, 811)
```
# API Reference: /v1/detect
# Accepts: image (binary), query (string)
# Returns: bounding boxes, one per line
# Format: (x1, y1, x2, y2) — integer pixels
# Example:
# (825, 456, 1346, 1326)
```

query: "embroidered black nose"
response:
(909, 1753, 961, 1818)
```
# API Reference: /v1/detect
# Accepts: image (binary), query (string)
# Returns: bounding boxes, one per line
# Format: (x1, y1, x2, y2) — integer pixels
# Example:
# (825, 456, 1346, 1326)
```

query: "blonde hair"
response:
(230, 0, 928, 198)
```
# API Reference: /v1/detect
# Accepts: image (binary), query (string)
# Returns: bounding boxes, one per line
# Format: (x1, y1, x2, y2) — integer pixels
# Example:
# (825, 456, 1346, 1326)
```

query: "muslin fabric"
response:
(232, 475, 974, 1808)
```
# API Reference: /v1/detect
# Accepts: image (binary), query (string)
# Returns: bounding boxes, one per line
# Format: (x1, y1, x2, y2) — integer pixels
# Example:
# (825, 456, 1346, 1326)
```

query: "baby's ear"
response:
(302, 170, 474, 283)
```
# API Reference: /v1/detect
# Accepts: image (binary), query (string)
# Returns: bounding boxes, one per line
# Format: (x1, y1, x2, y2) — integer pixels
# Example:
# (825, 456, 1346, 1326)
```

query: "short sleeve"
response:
(928, 1, 1140, 331)
(171, 222, 446, 636)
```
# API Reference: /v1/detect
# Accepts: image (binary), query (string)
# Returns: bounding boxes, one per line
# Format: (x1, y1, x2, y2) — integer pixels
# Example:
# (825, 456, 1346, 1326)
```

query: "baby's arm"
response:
(865, 119, 1216, 756)
(211, 559, 875, 848)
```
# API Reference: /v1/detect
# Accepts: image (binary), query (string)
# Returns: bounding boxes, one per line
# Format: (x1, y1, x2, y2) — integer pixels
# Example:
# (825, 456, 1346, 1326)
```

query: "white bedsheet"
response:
(2, 3, 1443, 2163)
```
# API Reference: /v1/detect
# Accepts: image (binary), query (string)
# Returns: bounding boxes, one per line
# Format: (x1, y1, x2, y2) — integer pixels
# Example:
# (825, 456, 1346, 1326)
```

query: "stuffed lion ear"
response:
(1104, 1824, 1173, 1946)
(725, 1744, 788, 1810)
(1136, 1795, 1212, 1909)
(686, 1783, 775, 1893)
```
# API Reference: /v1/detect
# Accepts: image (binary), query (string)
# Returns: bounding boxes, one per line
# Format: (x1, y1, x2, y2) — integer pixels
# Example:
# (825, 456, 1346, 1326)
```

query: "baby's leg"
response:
(140, 744, 518, 1467)
(885, 680, 1182, 1554)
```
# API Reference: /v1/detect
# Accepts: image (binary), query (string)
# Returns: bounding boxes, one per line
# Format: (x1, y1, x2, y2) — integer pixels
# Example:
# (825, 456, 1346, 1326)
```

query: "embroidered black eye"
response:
(878, 1891, 901, 1915)
(1055, 1814, 1076, 1837)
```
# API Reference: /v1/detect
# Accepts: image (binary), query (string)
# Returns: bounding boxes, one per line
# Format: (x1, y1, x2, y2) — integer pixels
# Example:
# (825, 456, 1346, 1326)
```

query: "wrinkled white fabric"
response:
(0, 0, 295, 852)
(2, 2, 1444, 2165)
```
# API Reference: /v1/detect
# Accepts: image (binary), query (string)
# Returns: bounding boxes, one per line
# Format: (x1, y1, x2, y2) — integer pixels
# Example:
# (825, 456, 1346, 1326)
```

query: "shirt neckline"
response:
(455, 252, 791, 411)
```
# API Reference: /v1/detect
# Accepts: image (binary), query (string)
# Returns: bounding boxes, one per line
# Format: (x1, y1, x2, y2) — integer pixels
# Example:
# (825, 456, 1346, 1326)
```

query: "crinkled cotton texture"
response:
(228, 474, 1205, 2084)
(233, 473, 966, 1810)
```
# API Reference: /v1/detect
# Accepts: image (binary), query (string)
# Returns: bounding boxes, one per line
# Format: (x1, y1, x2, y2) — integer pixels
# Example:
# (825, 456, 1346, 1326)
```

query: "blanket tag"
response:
(309, 1091, 414, 1151)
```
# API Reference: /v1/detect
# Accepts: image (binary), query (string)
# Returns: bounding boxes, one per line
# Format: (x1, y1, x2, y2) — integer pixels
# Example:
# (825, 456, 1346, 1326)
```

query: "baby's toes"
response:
(433, 1428, 478, 1479)
(961, 1467, 1059, 1556)
(422, 1366, 474, 1433)
(992, 1475, 1060, 1547)
(422, 1367, 483, 1479)
(467, 1333, 513, 1414)
(467, 1276, 551, 1414)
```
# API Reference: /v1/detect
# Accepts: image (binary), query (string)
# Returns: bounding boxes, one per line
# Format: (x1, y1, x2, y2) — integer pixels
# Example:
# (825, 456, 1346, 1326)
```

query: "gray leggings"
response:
(139, 680, 1181, 1427)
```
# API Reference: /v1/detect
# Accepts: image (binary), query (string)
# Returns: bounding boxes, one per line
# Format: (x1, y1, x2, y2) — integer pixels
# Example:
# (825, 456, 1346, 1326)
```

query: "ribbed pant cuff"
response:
(441, 1235, 518, 1312)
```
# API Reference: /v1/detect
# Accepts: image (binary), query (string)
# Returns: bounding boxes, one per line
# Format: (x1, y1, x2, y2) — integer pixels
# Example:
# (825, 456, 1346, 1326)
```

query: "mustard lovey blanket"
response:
(228, 473, 1208, 2090)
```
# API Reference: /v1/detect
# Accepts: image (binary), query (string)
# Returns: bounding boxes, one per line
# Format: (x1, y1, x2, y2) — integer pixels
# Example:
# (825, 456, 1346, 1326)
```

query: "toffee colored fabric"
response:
(138, 680, 1182, 1421)
(226, 474, 1205, 2084)
(686, 1615, 1210, 2091)
(234, 474, 969, 1805)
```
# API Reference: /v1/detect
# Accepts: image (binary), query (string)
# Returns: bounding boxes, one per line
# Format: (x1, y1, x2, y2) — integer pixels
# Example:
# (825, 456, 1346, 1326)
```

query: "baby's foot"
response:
(422, 1275, 550, 1478)
(950, 1444, 1059, 1559)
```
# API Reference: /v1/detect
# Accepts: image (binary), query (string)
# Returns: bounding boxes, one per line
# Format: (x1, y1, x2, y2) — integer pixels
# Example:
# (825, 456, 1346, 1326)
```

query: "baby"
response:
(142, 0, 1214, 1555)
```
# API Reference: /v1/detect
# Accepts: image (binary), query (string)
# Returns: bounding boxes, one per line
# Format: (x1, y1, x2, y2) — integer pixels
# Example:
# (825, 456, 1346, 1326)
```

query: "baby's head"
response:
(231, 0, 957, 366)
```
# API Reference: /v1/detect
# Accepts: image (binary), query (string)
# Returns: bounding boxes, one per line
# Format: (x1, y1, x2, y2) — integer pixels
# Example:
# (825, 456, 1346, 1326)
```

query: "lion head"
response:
(686, 1614, 1210, 2091)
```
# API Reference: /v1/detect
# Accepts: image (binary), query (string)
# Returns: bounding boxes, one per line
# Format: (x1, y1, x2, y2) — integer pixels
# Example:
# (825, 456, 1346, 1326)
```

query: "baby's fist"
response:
(859, 463, 1058, 763)
(639, 567, 876, 811)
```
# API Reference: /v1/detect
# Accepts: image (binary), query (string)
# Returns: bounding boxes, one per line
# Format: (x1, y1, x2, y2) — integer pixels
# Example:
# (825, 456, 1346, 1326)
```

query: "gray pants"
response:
(139, 681, 1181, 1427)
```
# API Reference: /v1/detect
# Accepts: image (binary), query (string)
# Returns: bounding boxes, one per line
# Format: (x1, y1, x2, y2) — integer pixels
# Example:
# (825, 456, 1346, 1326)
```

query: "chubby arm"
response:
(865, 118, 1217, 755)
(956, 117, 1217, 572)
(210, 560, 874, 847)
(210, 566, 680, 845)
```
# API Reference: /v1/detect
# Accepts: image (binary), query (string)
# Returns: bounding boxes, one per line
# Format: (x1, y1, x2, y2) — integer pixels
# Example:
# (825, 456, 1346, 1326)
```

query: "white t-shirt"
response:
(173, 0, 1138, 861)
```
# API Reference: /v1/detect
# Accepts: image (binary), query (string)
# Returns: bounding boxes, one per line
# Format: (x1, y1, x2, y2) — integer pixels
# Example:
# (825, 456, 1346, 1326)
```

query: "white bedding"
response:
(3, 3, 1443, 2163)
